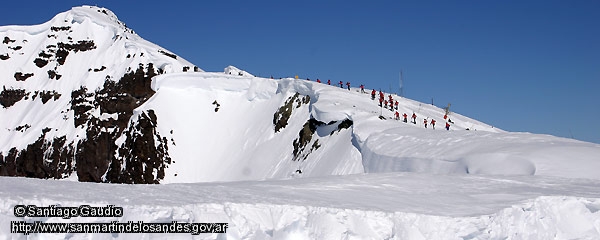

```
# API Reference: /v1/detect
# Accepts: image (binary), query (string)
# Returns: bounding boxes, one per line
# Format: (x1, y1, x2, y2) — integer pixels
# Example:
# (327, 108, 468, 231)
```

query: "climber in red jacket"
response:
(431, 119, 436, 129)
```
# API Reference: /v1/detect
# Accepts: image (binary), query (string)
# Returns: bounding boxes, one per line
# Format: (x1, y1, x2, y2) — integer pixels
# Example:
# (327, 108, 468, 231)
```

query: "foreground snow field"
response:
(1, 173, 600, 239)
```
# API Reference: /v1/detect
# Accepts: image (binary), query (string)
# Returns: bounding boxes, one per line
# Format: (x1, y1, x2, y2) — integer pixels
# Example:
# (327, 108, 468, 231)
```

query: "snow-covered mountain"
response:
(2, 6, 600, 239)
(1, 6, 600, 184)
(0, 6, 200, 183)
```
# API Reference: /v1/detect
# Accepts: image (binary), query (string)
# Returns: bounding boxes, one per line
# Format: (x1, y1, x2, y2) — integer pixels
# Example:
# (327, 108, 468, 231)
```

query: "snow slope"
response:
(141, 68, 600, 183)
(2, 5, 600, 239)
(1, 173, 600, 239)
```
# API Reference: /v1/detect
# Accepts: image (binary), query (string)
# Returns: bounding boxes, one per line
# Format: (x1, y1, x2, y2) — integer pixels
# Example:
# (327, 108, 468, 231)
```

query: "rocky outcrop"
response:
(0, 6, 191, 184)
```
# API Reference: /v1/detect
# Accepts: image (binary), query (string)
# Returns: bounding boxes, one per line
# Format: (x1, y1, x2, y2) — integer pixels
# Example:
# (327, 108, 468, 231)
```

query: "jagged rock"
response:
(14, 72, 34, 81)
(0, 87, 27, 108)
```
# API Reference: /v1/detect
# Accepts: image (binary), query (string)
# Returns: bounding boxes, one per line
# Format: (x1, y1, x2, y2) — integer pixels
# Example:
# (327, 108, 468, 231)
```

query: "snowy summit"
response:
(1, 6, 600, 239)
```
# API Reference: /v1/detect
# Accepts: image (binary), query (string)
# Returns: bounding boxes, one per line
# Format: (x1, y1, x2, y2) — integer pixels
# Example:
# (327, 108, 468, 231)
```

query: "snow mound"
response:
(224, 65, 254, 77)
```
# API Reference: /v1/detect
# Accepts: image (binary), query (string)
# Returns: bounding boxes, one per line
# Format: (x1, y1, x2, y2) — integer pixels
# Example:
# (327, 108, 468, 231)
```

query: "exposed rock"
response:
(34, 58, 48, 68)
(0, 87, 27, 108)
(36, 90, 61, 104)
(158, 49, 177, 59)
(292, 118, 325, 161)
(51, 26, 71, 31)
(274, 93, 311, 133)
(104, 110, 171, 184)
(15, 124, 31, 132)
(57, 40, 96, 52)
(0, 128, 75, 179)
(47, 70, 62, 80)
(2, 37, 15, 44)
(14, 72, 34, 81)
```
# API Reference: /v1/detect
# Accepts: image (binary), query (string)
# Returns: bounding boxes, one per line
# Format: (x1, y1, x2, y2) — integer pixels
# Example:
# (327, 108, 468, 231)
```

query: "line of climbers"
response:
(311, 78, 368, 93)
(371, 89, 453, 130)
(308, 77, 454, 130)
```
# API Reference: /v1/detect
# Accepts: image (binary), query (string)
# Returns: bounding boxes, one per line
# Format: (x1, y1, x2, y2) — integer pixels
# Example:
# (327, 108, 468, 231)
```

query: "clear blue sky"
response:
(3, 1, 599, 143)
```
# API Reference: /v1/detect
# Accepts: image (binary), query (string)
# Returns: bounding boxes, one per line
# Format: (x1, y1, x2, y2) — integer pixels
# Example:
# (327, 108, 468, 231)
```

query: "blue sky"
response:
(3, 1, 599, 143)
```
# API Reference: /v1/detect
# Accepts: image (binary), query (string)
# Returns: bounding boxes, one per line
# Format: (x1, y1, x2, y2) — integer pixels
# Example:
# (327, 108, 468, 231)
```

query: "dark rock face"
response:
(69, 63, 170, 183)
(0, 7, 188, 184)
(1, 63, 171, 184)
(14, 72, 34, 81)
(0, 87, 27, 108)
(273, 93, 310, 133)
(105, 110, 171, 183)
(0, 128, 75, 179)
(292, 118, 324, 161)
(3, 36, 15, 44)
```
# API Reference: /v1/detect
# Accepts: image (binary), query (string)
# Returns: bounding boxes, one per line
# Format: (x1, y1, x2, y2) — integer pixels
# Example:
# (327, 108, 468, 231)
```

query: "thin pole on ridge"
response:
(399, 71, 404, 97)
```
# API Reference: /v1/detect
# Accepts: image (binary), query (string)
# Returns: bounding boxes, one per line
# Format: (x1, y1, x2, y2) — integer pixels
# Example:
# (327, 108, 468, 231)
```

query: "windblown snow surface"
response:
(1, 5, 600, 240)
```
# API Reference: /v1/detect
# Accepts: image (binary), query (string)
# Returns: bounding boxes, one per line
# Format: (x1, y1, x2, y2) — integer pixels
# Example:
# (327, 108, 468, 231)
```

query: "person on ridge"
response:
(327, 79, 331, 85)
(403, 113, 408, 123)
(412, 113, 417, 124)
(316, 79, 321, 83)
(360, 84, 365, 93)
(395, 101, 398, 110)
(346, 82, 351, 90)
(446, 122, 451, 131)
(371, 89, 376, 100)
(424, 118, 428, 128)
(395, 111, 400, 120)
(339, 81, 344, 88)
(431, 119, 436, 129)
(384, 100, 388, 108)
